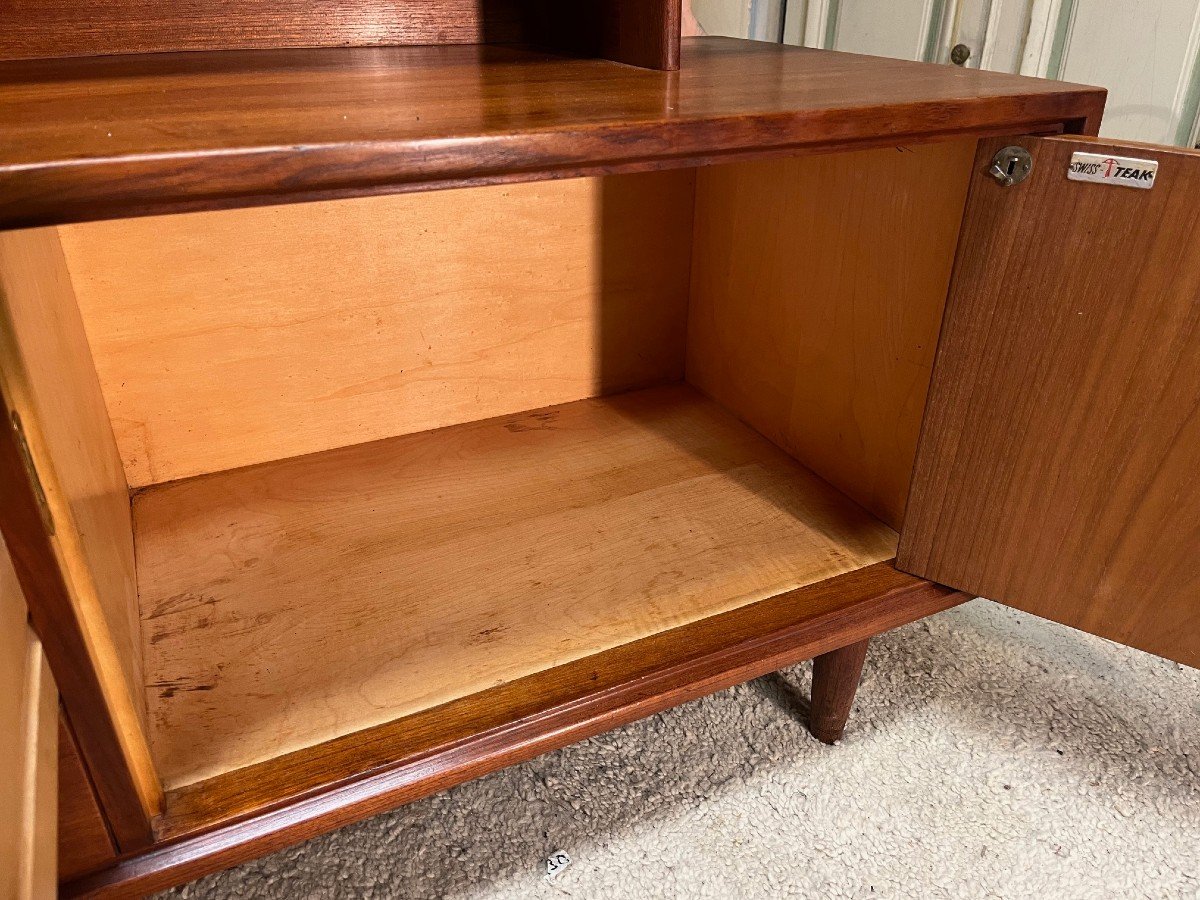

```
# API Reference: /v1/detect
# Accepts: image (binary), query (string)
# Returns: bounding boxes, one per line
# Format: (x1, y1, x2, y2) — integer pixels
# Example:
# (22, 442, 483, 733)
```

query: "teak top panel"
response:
(0, 38, 1105, 228)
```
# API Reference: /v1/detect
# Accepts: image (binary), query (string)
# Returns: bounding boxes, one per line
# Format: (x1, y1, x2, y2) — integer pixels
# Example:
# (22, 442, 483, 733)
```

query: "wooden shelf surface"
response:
(0, 38, 1105, 228)
(72, 563, 965, 897)
(133, 384, 898, 789)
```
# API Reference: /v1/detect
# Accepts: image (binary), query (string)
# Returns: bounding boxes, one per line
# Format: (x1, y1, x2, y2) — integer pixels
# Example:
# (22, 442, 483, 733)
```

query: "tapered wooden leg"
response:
(808, 638, 870, 744)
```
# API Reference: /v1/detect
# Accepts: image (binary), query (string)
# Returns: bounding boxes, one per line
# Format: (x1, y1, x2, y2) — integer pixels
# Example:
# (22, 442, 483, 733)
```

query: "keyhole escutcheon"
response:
(988, 146, 1033, 186)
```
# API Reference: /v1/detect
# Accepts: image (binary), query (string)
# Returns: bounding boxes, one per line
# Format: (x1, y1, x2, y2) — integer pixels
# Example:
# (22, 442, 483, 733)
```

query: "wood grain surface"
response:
(57, 711, 119, 883)
(62, 171, 695, 487)
(0, 0, 525, 60)
(0, 230, 160, 846)
(899, 136, 1200, 668)
(521, 0, 682, 69)
(134, 384, 898, 788)
(65, 564, 965, 898)
(0, 230, 143, 716)
(0, 541, 57, 900)
(0, 0, 681, 70)
(808, 638, 870, 744)
(0, 39, 1105, 229)
(687, 138, 977, 530)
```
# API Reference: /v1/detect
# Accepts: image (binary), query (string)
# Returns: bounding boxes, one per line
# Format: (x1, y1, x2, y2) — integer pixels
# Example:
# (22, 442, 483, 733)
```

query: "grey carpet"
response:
(163, 599, 1200, 899)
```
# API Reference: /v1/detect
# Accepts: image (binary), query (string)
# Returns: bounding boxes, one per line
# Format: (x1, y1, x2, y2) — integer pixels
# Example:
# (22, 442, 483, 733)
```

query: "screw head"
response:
(950, 43, 972, 66)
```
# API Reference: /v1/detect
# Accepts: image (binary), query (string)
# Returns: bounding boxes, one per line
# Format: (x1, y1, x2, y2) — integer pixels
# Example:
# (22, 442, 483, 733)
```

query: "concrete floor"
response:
(163, 599, 1200, 899)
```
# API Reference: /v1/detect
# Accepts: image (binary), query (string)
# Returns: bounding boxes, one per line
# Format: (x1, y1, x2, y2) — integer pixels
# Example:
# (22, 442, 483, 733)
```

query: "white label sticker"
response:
(544, 850, 572, 881)
(1067, 152, 1158, 189)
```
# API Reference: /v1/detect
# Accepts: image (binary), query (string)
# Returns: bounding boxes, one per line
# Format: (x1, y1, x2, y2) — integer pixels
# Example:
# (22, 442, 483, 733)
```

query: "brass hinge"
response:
(10, 410, 54, 535)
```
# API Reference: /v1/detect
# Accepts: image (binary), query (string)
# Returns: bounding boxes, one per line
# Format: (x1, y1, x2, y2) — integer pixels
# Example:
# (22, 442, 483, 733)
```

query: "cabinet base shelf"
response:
(109, 382, 972, 880)
(67, 563, 963, 898)
(135, 384, 901, 788)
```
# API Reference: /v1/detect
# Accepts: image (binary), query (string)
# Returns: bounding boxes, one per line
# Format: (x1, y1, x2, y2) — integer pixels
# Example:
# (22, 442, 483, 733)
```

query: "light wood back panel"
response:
(61, 171, 696, 487)
(687, 138, 977, 530)
(0, 230, 161, 833)
(0, 541, 57, 900)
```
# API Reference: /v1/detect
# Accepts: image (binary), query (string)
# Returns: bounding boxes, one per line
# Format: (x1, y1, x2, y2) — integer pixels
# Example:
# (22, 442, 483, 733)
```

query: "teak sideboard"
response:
(2, 3, 1197, 896)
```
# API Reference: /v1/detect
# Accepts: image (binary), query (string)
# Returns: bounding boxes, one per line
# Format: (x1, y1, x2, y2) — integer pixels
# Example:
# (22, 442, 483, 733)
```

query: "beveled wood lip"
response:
(64, 562, 966, 898)
(161, 561, 950, 841)
(0, 39, 1105, 230)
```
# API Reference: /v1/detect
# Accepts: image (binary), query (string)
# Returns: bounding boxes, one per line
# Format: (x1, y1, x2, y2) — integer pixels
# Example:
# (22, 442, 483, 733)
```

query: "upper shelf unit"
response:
(0, 38, 1105, 229)
(0, 0, 683, 68)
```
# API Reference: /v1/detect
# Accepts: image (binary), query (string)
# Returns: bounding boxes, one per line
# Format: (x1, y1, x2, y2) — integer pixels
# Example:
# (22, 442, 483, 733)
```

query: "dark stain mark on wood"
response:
(145, 591, 219, 620)
(149, 679, 217, 700)
(505, 410, 561, 433)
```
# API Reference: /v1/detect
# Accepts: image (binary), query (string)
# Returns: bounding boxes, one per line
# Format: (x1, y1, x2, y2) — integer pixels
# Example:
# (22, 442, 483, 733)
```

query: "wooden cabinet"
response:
(0, 4, 1193, 896)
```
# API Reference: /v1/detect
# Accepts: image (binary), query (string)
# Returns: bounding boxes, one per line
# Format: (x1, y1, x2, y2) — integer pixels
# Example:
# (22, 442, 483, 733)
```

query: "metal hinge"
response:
(10, 410, 54, 535)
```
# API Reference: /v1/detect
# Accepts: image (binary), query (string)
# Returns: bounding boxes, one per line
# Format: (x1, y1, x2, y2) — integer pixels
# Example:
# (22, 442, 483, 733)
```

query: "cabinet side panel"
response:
(686, 139, 976, 530)
(0, 231, 142, 724)
(58, 710, 119, 881)
(61, 171, 696, 487)
(0, 230, 160, 844)
(0, 539, 59, 900)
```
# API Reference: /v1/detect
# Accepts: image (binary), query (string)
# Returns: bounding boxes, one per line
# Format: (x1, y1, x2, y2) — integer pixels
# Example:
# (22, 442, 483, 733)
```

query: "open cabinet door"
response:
(1, 539, 57, 899)
(898, 135, 1200, 669)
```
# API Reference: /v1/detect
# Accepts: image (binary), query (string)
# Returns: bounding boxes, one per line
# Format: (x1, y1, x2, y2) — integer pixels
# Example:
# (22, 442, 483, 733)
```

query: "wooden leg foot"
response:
(808, 638, 870, 744)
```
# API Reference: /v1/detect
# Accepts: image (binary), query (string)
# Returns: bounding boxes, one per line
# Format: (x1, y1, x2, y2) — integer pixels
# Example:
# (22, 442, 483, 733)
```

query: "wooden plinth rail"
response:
(65, 563, 964, 898)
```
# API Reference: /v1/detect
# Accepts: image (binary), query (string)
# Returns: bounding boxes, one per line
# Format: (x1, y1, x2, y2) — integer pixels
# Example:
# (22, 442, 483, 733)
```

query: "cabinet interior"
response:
(0, 138, 974, 808)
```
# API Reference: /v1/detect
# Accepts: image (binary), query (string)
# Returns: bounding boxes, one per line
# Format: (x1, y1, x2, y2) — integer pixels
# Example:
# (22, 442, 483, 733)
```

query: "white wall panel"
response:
(1051, 0, 1200, 144)
(691, 0, 784, 39)
(710, 0, 1200, 145)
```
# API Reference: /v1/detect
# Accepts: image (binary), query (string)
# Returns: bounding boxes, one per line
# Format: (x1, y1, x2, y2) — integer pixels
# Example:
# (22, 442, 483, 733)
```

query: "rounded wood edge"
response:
(63, 567, 966, 898)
